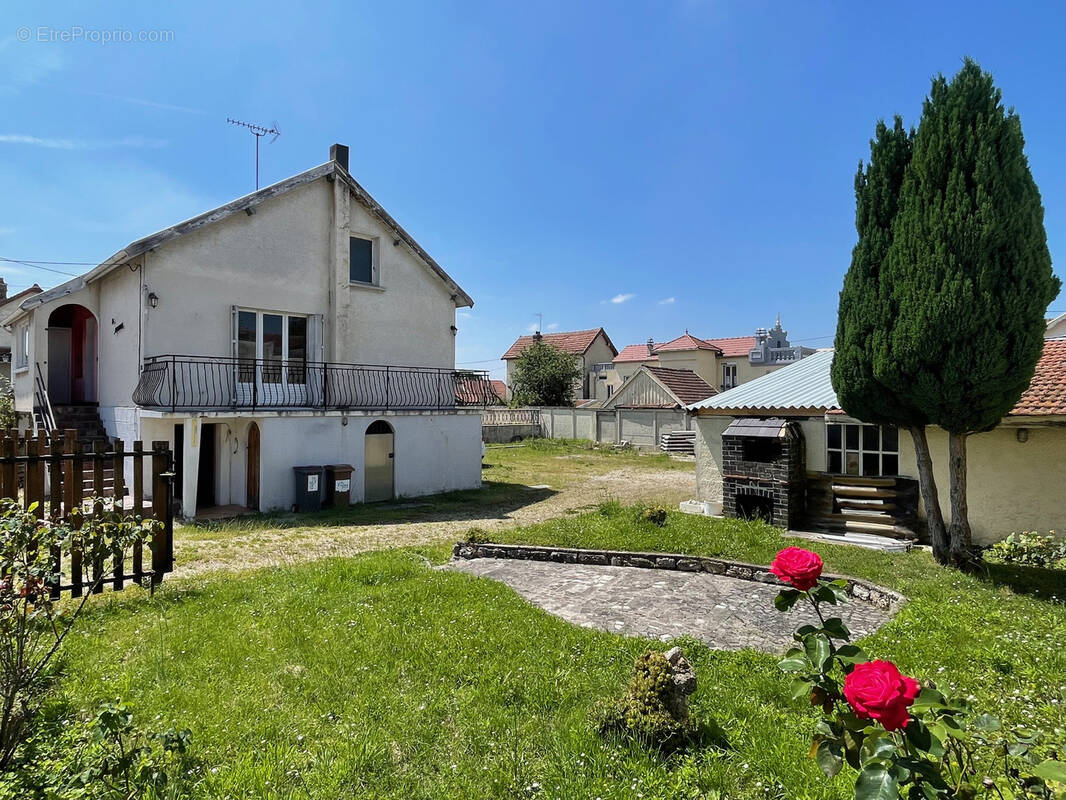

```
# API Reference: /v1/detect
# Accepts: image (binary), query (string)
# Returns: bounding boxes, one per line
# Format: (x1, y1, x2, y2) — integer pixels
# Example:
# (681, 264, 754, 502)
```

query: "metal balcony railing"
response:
(132, 355, 502, 412)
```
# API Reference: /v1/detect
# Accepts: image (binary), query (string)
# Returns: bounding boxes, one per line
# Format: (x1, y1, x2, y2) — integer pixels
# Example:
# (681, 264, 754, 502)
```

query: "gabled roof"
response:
(7, 157, 474, 324)
(456, 378, 507, 404)
(1012, 338, 1066, 416)
(654, 332, 721, 354)
(501, 328, 616, 360)
(703, 335, 756, 358)
(689, 349, 838, 415)
(690, 340, 1066, 419)
(614, 343, 661, 363)
(0, 284, 42, 312)
(644, 366, 718, 405)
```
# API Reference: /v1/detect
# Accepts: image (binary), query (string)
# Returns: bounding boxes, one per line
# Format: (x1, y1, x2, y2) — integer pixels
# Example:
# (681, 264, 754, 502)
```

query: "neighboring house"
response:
(610, 317, 813, 394)
(0, 280, 42, 385)
(1047, 312, 1066, 338)
(688, 340, 1066, 546)
(457, 378, 507, 405)
(501, 328, 617, 403)
(2, 144, 493, 518)
(603, 365, 716, 409)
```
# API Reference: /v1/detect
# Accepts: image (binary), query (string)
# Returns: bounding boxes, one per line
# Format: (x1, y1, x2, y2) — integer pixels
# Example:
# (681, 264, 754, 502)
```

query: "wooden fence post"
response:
(64, 430, 83, 598)
(91, 443, 105, 594)
(112, 440, 125, 591)
(0, 436, 15, 503)
(48, 434, 64, 600)
(132, 441, 144, 583)
(151, 441, 170, 584)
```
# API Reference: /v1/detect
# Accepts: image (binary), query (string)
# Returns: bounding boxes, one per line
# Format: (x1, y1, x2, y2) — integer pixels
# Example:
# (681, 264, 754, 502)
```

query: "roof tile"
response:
(1012, 338, 1066, 416)
(645, 366, 718, 405)
(501, 328, 614, 360)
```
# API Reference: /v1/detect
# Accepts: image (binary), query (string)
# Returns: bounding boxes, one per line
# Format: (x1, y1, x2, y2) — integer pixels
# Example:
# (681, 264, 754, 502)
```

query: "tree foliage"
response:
(833, 59, 1060, 567)
(510, 339, 584, 407)
(881, 59, 1059, 435)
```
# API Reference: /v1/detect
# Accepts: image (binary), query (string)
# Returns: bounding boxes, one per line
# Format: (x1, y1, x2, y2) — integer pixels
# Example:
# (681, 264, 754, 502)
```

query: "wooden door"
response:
(247, 422, 260, 510)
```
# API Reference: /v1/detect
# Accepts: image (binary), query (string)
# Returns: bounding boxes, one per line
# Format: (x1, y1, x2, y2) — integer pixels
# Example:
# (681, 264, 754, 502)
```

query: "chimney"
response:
(330, 143, 349, 172)
(0, 277, 6, 302)
(533, 331, 543, 341)
(646, 338, 655, 356)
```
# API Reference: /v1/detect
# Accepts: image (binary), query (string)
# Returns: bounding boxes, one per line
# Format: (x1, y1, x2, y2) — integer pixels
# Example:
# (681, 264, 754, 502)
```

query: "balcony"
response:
(133, 355, 502, 412)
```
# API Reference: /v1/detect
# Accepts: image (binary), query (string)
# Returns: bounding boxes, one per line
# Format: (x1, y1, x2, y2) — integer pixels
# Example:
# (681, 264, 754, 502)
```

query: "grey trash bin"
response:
(293, 465, 324, 513)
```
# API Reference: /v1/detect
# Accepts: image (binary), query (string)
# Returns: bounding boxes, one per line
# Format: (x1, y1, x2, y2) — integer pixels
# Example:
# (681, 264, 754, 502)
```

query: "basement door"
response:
(364, 420, 394, 502)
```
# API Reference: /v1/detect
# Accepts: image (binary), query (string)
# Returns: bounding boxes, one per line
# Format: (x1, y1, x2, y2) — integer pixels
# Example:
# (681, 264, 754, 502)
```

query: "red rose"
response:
(769, 547, 824, 591)
(843, 660, 921, 731)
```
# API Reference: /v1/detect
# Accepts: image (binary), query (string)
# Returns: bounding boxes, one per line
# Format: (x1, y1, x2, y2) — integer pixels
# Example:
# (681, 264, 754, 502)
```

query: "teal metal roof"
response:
(688, 349, 839, 413)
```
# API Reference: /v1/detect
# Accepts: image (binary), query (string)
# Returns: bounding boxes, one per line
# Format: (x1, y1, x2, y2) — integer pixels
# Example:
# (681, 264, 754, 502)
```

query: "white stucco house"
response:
(3, 144, 496, 518)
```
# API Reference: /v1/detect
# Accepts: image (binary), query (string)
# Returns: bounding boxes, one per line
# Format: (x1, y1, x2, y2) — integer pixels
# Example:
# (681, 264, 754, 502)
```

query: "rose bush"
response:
(770, 547, 1066, 799)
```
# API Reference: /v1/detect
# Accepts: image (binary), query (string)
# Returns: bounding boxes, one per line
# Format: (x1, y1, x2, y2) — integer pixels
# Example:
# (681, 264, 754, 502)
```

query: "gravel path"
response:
(172, 465, 696, 579)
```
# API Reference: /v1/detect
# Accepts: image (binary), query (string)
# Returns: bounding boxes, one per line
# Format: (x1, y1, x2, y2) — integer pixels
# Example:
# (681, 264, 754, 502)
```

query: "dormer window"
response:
(349, 236, 376, 285)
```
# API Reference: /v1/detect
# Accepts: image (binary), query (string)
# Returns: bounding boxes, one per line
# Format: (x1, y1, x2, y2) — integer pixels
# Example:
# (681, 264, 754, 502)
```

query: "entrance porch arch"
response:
(46, 304, 98, 404)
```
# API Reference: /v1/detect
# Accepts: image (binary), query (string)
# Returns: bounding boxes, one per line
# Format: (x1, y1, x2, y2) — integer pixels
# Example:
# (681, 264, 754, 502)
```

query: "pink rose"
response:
(770, 547, 824, 591)
(843, 660, 921, 731)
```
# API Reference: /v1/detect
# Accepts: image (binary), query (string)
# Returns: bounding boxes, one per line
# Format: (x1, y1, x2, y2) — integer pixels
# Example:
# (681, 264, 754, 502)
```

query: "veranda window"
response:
(235, 308, 309, 402)
(826, 422, 898, 477)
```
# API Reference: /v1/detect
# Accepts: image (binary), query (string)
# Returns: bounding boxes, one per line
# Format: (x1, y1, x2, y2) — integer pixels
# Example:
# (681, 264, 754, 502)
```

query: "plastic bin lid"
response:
(325, 464, 354, 470)
(292, 465, 324, 472)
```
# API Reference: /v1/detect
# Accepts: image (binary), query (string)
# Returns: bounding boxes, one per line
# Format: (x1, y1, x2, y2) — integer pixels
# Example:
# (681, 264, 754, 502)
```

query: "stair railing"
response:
(33, 362, 56, 435)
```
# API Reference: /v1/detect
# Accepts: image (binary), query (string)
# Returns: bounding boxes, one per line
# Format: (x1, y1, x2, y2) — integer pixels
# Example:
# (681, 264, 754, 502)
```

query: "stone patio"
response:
(446, 558, 896, 652)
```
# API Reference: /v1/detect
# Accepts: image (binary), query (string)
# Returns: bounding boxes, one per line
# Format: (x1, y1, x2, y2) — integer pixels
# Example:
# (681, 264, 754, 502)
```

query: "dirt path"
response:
(172, 465, 695, 580)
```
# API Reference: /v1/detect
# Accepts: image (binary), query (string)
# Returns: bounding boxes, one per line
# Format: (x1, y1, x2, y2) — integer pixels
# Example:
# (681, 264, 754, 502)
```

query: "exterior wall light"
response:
(1016, 428, 1029, 443)
(147, 292, 159, 308)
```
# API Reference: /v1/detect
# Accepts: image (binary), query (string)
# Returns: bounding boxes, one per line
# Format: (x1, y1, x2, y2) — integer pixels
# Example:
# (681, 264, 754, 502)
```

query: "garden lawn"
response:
(52, 507, 1066, 800)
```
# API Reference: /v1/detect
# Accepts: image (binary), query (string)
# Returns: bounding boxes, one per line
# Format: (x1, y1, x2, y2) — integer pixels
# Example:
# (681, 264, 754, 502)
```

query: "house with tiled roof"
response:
(501, 328, 617, 403)
(611, 318, 814, 394)
(1047, 311, 1066, 339)
(603, 365, 717, 410)
(0, 280, 43, 384)
(688, 339, 1066, 547)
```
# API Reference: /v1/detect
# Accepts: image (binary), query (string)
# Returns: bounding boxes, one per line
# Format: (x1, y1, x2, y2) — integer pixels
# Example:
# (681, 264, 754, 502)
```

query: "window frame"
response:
(722, 362, 738, 390)
(235, 308, 309, 388)
(825, 421, 899, 477)
(14, 324, 29, 371)
(349, 234, 379, 286)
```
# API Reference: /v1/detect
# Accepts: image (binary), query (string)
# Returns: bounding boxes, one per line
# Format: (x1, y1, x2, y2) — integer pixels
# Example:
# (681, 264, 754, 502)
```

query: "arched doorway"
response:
(247, 422, 260, 511)
(46, 304, 97, 404)
(364, 420, 394, 502)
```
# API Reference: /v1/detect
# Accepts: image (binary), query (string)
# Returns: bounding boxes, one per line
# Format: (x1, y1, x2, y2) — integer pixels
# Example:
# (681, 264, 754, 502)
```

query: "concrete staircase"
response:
(49, 405, 117, 496)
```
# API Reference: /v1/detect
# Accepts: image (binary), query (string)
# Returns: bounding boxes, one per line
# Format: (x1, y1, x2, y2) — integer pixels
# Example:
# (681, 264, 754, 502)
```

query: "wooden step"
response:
(832, 484, 899, 499)
(837, 496, 897, 510)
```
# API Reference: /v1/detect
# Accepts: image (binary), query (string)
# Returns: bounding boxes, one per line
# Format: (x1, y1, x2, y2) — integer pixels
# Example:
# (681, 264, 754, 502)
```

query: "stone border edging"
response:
(451, 542, 906, 611)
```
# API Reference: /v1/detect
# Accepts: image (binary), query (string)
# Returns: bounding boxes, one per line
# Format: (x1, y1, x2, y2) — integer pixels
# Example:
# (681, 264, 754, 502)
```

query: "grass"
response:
(45, 503, 1066, 799)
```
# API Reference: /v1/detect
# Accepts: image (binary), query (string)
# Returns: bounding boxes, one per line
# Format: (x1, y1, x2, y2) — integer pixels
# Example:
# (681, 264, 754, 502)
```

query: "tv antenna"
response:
(535, 312, 543, 334)
(227, 118, 280, 190)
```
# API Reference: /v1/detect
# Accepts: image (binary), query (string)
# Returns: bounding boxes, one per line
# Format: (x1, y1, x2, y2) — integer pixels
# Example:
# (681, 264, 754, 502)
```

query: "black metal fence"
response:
(133, 355, 502, 412)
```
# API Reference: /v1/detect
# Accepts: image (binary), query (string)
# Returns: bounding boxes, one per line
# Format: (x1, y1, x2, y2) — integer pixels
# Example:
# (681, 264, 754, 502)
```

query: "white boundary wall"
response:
(526, 407, 692, 450)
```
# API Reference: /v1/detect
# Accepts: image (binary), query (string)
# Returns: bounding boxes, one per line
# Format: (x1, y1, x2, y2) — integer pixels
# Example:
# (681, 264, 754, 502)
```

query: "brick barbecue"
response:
(721, 417, 805, 528)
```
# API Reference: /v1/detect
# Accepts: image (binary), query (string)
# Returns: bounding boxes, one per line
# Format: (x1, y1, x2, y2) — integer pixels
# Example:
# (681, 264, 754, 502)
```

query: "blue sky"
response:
(1, 1, 1063, 380)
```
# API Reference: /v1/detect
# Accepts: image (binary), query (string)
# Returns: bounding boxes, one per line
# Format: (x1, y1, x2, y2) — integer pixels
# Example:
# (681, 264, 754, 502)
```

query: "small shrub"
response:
(597, 499, 624, 518)
(595, 651, 695, 753)
(639, 506, 668, 527)
(985, 532, 1066, 570)
(1, 700, 196, 799)
(0, 499, 159, 768)
(464, 528, 493, 544)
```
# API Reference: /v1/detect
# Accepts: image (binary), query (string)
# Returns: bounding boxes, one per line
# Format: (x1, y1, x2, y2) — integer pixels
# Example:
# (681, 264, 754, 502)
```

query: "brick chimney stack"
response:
(0, 277, 7, 302)
(646, 338, 655, 356)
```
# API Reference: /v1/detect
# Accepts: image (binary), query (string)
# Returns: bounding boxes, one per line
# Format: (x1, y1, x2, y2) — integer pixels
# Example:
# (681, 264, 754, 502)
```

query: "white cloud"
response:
(610, 293, 635, 304)
(82, 91, 209, 116)
(546, 322, 559, 330)
(526, 323, 538, 333)
(0, 134, 168, 150)
(658, 297, 676, 305)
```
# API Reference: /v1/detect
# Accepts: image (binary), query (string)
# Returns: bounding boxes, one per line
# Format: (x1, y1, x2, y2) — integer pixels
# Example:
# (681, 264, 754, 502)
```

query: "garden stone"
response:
(662, 647, 697, 718)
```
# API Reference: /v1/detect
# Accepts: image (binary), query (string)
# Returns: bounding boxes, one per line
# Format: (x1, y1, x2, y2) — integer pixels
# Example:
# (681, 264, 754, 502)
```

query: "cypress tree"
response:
(832, 118, 951, 562)
(882, 59, 1060, 567)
